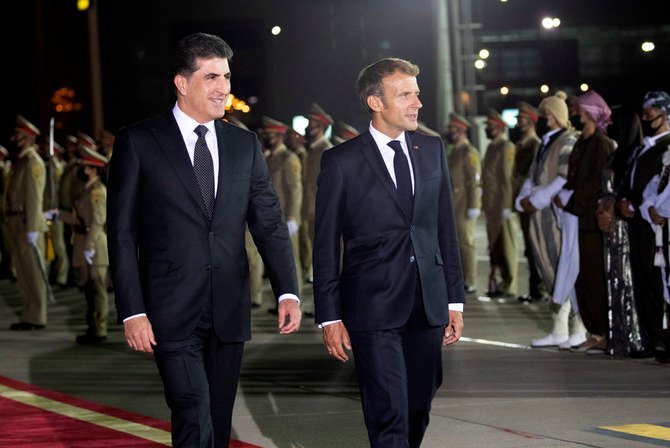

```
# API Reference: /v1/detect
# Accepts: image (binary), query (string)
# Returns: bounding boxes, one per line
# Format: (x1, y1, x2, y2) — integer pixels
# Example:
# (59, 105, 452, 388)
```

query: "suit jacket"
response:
(107, 111, 298, 342)
(619, 134, 670, 214)
(313, 130, 465, 332)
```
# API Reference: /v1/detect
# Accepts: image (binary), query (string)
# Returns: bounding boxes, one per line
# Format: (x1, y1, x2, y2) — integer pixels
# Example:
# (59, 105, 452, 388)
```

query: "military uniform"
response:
(5, 116, 48, 329)
(513, 102, 545, 300)
(0, 145, 13, 279)
(446, 113, 481, 291)
(44, 144, 69, 287)
(300, 103, 333, 283)
(65, 147, 110, 342)
(263, 117, 304, 304)
(481, 112, 518, 296)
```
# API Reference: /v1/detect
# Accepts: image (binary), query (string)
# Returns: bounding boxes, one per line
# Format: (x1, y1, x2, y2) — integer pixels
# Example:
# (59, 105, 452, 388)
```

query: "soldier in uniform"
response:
(6, 115, 48, 330)
(445, 112, 481, 294)
(61, 145, 110, 344)
(41, 141, 68, 287)
(512, 102, 547, 302)
(481, 109, 518, 297)
(262, 116, 305, 312)
(286, 127, 307, 168)
(300, 102, 333, 286)
(0, 144, 14, 279)
(58, 133, 88, 287)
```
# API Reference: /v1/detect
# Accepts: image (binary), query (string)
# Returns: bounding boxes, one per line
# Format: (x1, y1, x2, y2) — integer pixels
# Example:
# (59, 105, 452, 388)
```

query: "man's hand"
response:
(519, 197, 537, 214)
(124, 315, 157, 353)
(278, 299, 302, 334)
(649, 206, 667, 226)
(443, 310, 463, 346)
(322, 321, 352, 362)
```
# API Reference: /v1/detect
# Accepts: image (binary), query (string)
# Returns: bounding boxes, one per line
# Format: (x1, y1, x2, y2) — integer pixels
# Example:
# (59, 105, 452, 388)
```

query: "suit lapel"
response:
(405, 132, 421, 219)
(212, 120, 233, 222)
(360, 130, 412, 220)
(152, 112, 211, 221)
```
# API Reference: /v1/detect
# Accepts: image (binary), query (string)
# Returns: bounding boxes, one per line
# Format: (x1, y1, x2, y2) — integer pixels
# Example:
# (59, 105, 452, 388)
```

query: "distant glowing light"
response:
(499, 0, 508, 2)
(580, 83, 589, 92)
(542, 17, 561, 29)
(500, 86, 509, 95)
(478, 49, 490, 59)
(271, 26, 281, 36)
(77, 0, 90, 11)
(474, 59, 486, 70)
(641, 41, 655, 52)
(540, 84, 550, 94)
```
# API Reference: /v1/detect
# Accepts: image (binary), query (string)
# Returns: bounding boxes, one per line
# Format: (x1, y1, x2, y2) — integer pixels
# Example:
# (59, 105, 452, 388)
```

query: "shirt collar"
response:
(643, 129, 670, 149)
(172, 102, 215, 141)
(368, 122, 405, 151)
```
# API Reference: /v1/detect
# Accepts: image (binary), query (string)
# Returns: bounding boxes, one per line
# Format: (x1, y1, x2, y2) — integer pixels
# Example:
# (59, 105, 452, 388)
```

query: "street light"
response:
(641, 41, 655, 52)
(541, 17, 561, 29)
(580, 83, 589, 92)
(478, 49, 490, 59)
(271, 26, 282, 36)
(540, 84, 550, 94)
(500, 86, 509, 96)
(474, 59, 486, 69)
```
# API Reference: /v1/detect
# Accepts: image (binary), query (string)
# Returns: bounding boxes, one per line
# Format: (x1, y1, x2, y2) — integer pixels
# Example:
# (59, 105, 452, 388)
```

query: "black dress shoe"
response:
(655, 351, 670, 364)
(10, 322, 34, 331)
(76, 333, 107, 345)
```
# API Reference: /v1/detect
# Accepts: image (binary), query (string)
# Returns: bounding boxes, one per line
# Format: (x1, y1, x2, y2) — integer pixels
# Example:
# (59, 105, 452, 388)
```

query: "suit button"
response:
(410, 225, 415, 231)
(209, 232, 215, 238)
(204, 264, 212, 271)
(409, 256, 415, 263)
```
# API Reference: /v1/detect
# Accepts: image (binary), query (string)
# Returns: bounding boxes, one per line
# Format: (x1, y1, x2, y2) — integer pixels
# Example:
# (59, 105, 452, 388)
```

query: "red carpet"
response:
(0, 376, 262, 447)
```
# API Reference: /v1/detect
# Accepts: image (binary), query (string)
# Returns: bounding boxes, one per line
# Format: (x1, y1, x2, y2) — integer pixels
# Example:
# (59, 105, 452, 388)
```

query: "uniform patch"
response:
(31, 164, 44, 179)
(91, 189, 105, 204)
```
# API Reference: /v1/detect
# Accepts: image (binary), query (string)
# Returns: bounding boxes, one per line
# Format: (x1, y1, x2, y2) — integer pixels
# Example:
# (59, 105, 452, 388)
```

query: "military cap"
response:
(65, 134, 78, 145)
(79, 145, 108, 168)
(288, 128, 305, 142)
(53, 142, 65, 155)
(487, 109, 507, 129)
(335, 122, 360, 141)
(305, 102, 334, 127)
(261, 116, 289, 134)
(448, 112, 470, 130)
(15, 115, 40, 137)
(517, 101, 539, 123)
(77, 131, 98, 152)
(416, 121, 441, 137)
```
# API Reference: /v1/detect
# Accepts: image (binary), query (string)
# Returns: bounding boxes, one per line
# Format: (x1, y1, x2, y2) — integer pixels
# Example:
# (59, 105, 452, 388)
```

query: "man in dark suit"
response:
(107, 33, 302, 447)
(313, 58, 465, 448)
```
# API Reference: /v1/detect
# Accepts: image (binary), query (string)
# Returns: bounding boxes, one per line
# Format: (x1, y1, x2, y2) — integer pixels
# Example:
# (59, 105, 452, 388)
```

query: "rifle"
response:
(44, 117, 57, 262)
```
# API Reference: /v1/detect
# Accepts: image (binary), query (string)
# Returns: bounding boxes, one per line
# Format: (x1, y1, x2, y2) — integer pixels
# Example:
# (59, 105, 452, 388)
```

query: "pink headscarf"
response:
(576, 90, 611, 133)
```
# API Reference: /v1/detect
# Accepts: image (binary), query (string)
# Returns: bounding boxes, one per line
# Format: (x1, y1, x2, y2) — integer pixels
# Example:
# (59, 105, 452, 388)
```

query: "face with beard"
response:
(640, 106, 666, 137)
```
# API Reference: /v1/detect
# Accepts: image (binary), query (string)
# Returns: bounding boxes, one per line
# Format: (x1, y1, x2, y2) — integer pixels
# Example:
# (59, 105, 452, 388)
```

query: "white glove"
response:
(502, 208, 512, 219)
(26, 231, 39, 247)
(467, 208, 481, 220)
(287, 219, 299, 237)
(84, 249, 95, 265)
(43, 209, 58, 221)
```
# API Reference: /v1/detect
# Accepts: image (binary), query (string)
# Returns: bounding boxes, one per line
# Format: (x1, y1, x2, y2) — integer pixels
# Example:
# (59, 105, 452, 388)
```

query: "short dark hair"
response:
(170, 32, 234, 81)
(355, 58, 420, 114)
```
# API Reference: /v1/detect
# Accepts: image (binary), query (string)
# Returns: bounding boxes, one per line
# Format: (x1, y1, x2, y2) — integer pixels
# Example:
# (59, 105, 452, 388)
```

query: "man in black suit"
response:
(107, 33, 302, 447)
(313, 58, 465, 448)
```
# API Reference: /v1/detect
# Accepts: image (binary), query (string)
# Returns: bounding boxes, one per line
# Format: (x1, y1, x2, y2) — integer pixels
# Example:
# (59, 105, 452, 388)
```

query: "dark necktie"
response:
(193, 125, 215, 219)
(388, 140, 413, 215)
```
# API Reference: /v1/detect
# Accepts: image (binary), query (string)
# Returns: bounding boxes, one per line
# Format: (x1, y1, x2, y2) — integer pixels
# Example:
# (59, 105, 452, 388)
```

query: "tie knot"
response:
(195, 125, 208, 138)
(387, 140, 403, 153)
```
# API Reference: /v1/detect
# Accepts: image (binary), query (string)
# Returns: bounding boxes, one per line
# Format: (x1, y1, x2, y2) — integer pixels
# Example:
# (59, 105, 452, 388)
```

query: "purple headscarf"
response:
(576, 90, 611, 133)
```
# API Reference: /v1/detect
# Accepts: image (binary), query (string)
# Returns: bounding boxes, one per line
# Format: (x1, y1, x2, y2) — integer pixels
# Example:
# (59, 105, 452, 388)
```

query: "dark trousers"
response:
(154, 304, 244, 448)
(349, 282, 444, 448)
(628, 217, 666, 351)
(575, 230, 608, 336)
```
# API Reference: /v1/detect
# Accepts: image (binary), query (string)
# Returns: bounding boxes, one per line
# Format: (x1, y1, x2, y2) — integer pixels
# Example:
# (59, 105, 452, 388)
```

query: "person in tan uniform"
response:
(262, 116, 304, 312)
(445, 112, 481, 294)
(286, 127, 307, 168)
(0, 144, 14, 279)
(6, 115, 48, 330)
(61, 145, 110, 344)
(511, 102, 547, 302)
(58, 133, 88, 287)
(40, 141, 68, 288)
(300, 102, 333, 285)
(481, 109, 518, 297)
